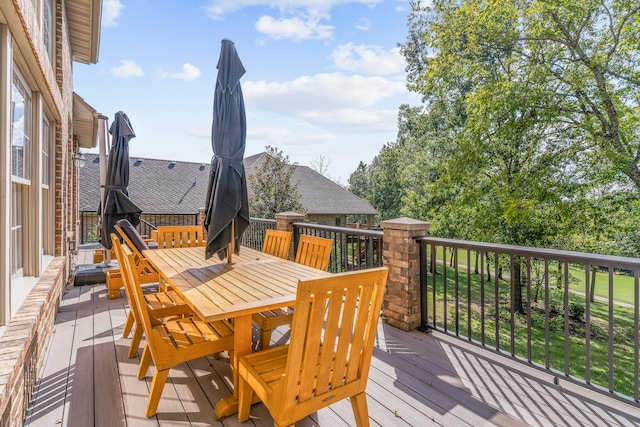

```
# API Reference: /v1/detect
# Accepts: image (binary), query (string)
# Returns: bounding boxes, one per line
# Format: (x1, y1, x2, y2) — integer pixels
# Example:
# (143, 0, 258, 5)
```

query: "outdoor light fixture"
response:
(73, 152, 86, 168)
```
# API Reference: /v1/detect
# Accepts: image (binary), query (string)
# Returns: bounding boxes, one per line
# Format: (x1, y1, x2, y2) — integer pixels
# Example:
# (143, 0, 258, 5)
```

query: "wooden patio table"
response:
(142, 245, 331, 419)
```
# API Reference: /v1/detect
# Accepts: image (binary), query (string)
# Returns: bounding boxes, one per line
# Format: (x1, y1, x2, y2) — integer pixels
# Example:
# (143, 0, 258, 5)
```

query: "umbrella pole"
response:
(98, 115, 112, 266)
(228, 218, 234, 264)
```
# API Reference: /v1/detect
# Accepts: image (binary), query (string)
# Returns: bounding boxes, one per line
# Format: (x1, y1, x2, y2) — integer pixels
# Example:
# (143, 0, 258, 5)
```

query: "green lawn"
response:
(567, 266, 636, 305)
(425, 258, 637, 397)
(430, 246, 637, 304)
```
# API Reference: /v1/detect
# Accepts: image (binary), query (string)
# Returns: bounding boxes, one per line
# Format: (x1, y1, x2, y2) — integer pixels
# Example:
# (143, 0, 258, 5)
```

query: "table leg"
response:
(214, 314, 253, 420)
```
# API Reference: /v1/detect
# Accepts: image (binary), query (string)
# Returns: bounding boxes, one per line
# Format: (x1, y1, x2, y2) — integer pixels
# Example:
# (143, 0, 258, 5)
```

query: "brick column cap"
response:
(275, 212, 305, 221)
(380, 217, 430, 232)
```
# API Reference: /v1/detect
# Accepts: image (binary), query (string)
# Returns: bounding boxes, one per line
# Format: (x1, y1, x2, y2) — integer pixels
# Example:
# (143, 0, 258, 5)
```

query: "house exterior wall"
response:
(306, 214, 347, 227)
(0, 0, 83, 424)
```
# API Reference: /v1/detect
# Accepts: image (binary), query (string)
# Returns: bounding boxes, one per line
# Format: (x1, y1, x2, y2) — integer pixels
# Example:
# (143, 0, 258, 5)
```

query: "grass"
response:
(426, 258, 638, 398)
(567, 266, 637, 305)
(431, 246, 637, 304)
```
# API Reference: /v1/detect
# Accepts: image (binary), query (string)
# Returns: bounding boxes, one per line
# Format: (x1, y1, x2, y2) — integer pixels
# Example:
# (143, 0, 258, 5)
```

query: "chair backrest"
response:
(155, 225, 206, 249)
(294, 235, 332, 271)
(115, 219, 149, 257)
(118, 239, 163, 359)
(261, 229, 292, 259)
(110, 233, 143, 327)
(278, 267, 388, 415)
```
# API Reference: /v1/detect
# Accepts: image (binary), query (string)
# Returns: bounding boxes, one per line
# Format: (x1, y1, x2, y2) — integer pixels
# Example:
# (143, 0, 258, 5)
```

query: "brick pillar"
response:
(275, 211, 305, 261)
(380, 217, 430, 331)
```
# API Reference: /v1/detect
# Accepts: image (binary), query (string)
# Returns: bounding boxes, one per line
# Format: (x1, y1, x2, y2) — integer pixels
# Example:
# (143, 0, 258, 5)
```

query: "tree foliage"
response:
(357, 0, 639, 252)
(248, 146, 303, 219)
(348, 0, 640, 312)
(406, 0, 640, 191)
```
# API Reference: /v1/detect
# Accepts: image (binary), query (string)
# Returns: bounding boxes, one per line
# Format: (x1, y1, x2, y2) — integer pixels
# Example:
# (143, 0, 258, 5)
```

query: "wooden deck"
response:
(23, 267, 640, 426)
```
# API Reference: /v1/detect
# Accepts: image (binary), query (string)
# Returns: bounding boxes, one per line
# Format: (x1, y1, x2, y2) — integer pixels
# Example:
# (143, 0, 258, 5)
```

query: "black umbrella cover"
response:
(204, 39, 250, 259)
(100, 111, 142, 250)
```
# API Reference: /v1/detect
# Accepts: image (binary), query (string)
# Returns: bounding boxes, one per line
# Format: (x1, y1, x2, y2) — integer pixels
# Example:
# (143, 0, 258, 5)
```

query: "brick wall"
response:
(0, 258, 66, 426)
(0, 0, 76, 424)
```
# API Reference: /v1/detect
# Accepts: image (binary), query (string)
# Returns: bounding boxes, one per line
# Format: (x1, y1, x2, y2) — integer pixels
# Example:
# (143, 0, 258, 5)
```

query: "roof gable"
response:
(79, 153, 377, 216)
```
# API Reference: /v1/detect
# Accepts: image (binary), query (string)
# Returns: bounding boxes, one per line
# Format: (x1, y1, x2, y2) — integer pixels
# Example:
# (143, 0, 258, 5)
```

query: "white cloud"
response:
(102, 0, 124, 27)
(243, 72, 407, 132)
(245, 72, 405, 110)
(205, 0, 381, 41)
(354, 17, 371, 31)
(331, 43, 406, 76)
(109, 60, 144, 79)
(171, 63, 202, 81)
(255, 15, 334, 40)
(205, 0, 383, 20)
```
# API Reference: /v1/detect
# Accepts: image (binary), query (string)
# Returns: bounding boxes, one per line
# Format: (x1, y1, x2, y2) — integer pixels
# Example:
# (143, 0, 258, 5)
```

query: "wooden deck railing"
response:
(416, 236, 640, 404)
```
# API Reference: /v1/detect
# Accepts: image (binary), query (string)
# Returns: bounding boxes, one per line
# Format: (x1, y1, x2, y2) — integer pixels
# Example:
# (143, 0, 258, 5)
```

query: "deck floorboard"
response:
(23, 277, 640, 427)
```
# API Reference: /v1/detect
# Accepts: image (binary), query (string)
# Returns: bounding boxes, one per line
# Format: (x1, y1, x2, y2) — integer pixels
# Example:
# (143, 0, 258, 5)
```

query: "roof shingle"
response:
(79, 153, 377, 216)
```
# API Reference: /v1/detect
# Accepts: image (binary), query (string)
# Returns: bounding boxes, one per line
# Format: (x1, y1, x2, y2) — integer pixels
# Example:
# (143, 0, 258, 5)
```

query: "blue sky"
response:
(73, 0, 422, 183)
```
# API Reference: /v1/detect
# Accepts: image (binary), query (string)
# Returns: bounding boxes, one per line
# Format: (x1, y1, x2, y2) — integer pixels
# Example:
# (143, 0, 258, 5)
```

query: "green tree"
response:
(248, 146, 303, 219)
(399, 0, 630, 312)
(368, 144, 405, 220)
(406, 0, 640, 191)
(348, 161, 372, 202)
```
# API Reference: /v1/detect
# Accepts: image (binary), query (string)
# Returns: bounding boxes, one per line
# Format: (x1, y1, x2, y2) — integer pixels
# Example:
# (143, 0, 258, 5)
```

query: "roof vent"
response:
(92, 157, 99, 164)
(168, 162, 175, 169)
(199, 165, 205, 171)
(134, 160, 142, 166)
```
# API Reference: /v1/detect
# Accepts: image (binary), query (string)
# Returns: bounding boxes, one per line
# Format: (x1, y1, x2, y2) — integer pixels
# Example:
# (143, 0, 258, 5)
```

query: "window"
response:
(42, 116, 53, 255)
(11, 185, 24, 275)
(42, 0, 54, 60)
(11, 72, 31, 180)
(42, 117, 50, 186)
(11, 70, 32, 278)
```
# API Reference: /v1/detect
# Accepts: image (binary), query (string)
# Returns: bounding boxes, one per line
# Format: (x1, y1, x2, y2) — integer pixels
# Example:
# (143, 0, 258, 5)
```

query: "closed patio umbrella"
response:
(204, 39, 249, 261)
(100, 111, 142, 251)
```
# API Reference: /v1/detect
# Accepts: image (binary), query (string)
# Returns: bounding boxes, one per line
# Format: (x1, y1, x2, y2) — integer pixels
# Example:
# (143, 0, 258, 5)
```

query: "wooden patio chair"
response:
(252, 234, 333, 350)
(119, 243, 235, 417)
(111, 234, 193, 358)
(155, 225, 206, 249)
(238, 267, 389, 427)
(106, 220, 160, 299)
(261, 229, 292, 259)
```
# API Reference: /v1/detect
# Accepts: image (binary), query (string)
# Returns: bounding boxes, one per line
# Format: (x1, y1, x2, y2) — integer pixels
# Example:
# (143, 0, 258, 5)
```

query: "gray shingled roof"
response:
(79, 153, 377, 216)
(244, 153, 377, 215)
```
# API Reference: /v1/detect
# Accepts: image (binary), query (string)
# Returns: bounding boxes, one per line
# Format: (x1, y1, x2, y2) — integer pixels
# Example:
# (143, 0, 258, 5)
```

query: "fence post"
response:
(198, 208, 205, 238)
(275, 211, 305, 261)
(380, 217, 430, 331)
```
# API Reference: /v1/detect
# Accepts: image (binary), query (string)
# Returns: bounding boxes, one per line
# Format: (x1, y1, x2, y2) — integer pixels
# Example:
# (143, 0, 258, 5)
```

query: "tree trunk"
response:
(514, 261, 525, 314)
(474, 251, 479, 274)
(558, 262, 565, 309)
(590, 267, 596, 303)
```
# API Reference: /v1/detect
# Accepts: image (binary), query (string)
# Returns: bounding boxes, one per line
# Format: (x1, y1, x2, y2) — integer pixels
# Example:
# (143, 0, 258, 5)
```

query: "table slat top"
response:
(143, 246, 330, 322)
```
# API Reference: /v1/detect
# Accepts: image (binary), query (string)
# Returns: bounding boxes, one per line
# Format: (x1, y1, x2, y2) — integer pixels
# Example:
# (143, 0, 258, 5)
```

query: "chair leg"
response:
(260, 328, 273, 351)
(350, 392, 370, 427)
(237, 376, 253, 422)
(128, 325, 143, 358)
(146, 369, 169, 417)
(138, 344, 152, 379)
(123, 311, 134, 337)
